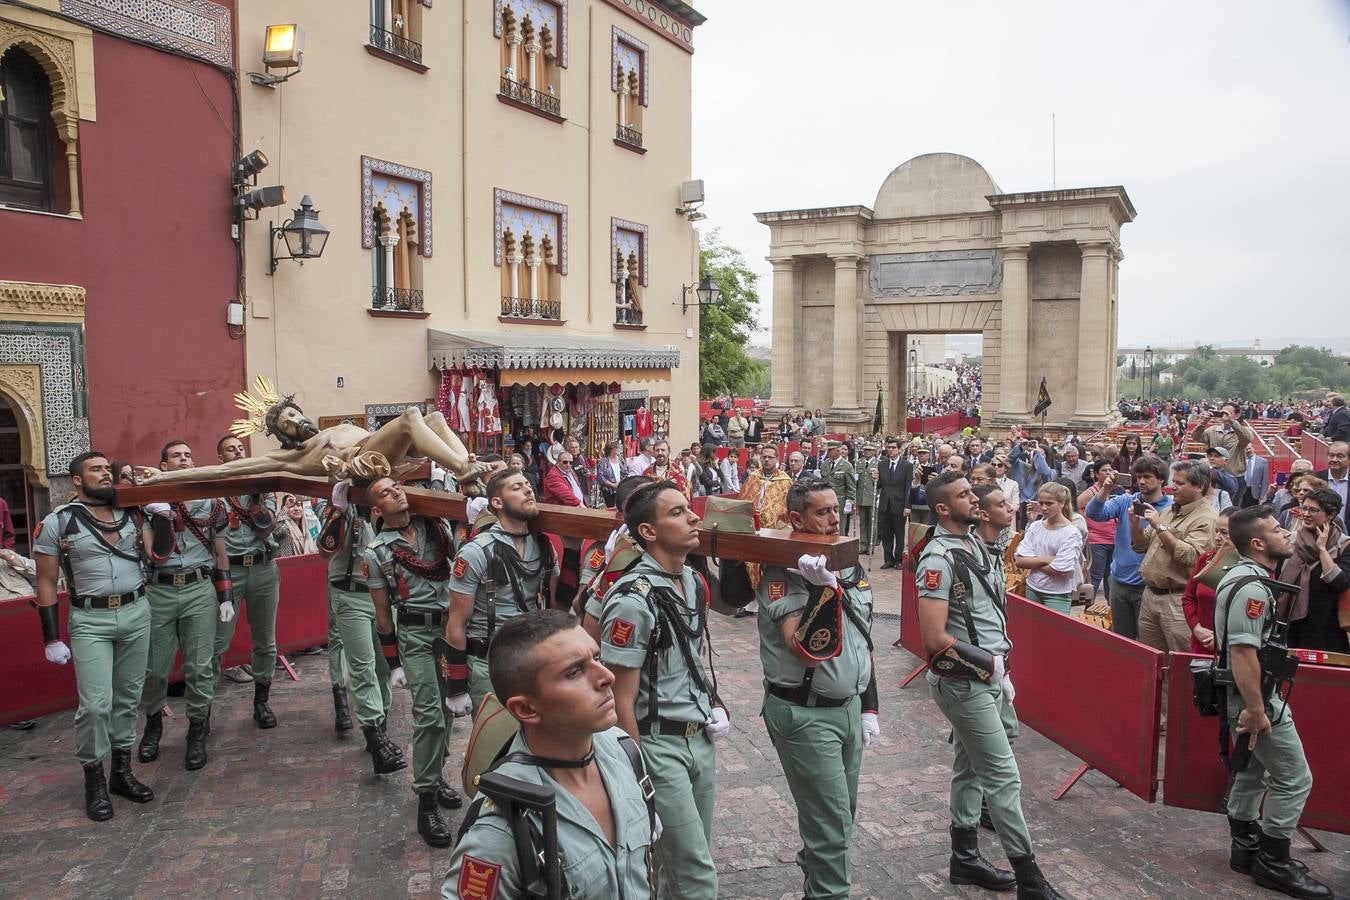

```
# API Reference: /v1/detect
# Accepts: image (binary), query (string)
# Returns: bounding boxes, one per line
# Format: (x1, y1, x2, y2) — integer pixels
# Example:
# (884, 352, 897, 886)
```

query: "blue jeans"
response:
(1089, 544, 1114, 599)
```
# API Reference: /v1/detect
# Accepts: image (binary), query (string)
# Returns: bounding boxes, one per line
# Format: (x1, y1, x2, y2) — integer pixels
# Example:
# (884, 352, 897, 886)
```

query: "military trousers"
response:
(1226, 708, 1312, 840)
(763, 692, 862, 900)
(839, 510, 852, 538)
(467, 653, 491, 714)
(398, 622, 450, 795)
(212, 560, 279, 685)
(69, 599, 152, 765)
(328, 587, 392, 728)
(856, 505, 874, 553)
(930, 676, 1033, 859)
(327, 592, 347, 688)
(644, 729, 718, 900)
(142, 579, 217, 721)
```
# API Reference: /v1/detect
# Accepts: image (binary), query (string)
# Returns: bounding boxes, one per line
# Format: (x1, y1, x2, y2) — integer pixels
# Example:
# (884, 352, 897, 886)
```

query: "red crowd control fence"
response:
(0, 553, 331, 728)
(1163, 652, 1350, 837)
(1303, 434, 1330, 471)
(905, 414, 963, 436)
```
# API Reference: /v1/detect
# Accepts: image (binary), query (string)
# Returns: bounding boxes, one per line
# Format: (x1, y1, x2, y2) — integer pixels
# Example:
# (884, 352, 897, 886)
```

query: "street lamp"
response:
(1143, 346, 1154, 402)
(269, 195, 330, 274)
(680, 274, 721, 314)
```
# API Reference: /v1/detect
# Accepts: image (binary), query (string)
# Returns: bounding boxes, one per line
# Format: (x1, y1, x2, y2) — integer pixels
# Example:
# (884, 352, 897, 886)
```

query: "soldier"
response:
(854, 442, 879, 554)
(32, 451, 164, 820)
(315, 485, 405, 775)
(1214, 506, 1331, 899)
(599, 481, 726, 899)
(916, 471, 1063, 899)
(444, 469, 559, 714)
(210, 434, 282, 729)
(137, 440, 231, 771)
(820, 441, 857, 536)
(365, 474, 464, 846)
(755, 479, 880, 900)
(444, 610, 656, 899)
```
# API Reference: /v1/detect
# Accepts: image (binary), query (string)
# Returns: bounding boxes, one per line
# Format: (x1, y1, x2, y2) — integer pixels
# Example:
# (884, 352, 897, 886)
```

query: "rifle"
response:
(475, 772, 562, 900)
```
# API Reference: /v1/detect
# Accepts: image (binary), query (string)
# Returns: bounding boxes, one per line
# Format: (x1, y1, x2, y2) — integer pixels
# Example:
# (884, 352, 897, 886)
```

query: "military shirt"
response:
(363, 517, 455, 613)
(599, 553, 713, 724)
(328, 509, 375, 584)
(919, 525, 1012, 675)
(156, 499, 223, 573)
(449, 526, 557, 640)
(1215, 557, 1281, 715)
(854, 457, 879, 506)
(221, 494, 279, 556)
(33, 502, 145, 596)
(820, 456, 856, 504)
(443, 727, 653, 900)
(756, 562, 874, 698)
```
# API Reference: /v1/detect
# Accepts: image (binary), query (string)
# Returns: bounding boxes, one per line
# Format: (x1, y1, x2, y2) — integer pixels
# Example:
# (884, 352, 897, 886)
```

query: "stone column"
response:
(998, 245, 1031, 415)
(829, 255, 862, 414)
(768, 257, 799, 413)
(1073, 241, 1113, 419)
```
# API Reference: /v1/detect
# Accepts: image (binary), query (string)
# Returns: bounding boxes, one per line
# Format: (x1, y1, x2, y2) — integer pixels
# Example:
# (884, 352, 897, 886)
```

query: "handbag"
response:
(1190, 658, 1221, 717)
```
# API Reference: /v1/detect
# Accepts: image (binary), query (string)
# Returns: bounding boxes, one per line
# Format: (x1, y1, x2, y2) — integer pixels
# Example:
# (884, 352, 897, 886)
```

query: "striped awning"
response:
(427, 329, 680, 371)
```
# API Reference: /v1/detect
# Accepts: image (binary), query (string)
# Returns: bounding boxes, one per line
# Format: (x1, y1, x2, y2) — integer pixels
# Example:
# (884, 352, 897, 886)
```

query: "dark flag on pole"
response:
(1034, 377, 1052, 416)
(872, 383, 884, 436)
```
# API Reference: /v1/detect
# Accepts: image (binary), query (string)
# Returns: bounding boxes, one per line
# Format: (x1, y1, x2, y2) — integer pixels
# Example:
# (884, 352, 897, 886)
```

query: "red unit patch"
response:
(589, 547, 606, 569)
(609, 618, 635, 648)
(768, 581, 786, 602)
(1246, 598, 1265, 620)
(360, 562, 369, 579)
(453, 557, 468, 579)
(458, 855, 501, 900)
(924, 569, 942, 591)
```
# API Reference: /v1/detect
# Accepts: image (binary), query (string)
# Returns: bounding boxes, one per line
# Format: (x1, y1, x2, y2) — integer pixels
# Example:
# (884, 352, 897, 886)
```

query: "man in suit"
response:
(1240, 447, 1270, 509)
(1324, 394, 1350, 443)
(1315, 441, 1350, 529)
(875, 436, 914, 569)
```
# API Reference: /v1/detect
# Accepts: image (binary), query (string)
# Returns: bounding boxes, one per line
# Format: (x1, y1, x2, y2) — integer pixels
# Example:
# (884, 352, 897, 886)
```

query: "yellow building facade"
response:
(237, 0, 703, 458)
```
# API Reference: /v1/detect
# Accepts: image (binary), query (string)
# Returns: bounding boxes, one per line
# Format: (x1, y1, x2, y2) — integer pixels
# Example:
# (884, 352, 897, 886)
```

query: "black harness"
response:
(56, 505, 146, 602)
(478, 528, 555, 640)
(925, 535, 1004, 652)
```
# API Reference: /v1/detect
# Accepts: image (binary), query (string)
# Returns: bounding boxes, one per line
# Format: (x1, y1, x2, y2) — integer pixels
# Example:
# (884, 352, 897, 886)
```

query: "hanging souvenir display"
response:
(650, 396, 671, 436)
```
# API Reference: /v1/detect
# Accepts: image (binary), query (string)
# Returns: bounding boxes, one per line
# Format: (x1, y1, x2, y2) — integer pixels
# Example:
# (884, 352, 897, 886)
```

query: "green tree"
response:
(697, 230, 761, 397)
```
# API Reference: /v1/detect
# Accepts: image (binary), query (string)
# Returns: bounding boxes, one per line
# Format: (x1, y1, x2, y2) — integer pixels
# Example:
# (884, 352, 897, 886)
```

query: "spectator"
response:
(1191, 402, 1254, 498)
(1058, 445, 1089, 489)
(1149, 429, 1175, 462)
(0, 495, 13, 551)
(726, 407, 748, 449)
(1085, 455, 1173, 640)
(274, 493, 318, 557)
(1267, 460, 1314, 514)
(743, 451, 762, 483)
(992, 454, 1020, 510)
(1240, 446, 1270, 508)
(596, 440, 627, 507)
(1324, 393, 1350, 443)
(1080, 461, 1125, 602)
(970, 463, 997, 488)
(786, 451, 808, 483)
(1283, 488, 1350, 652)
(944, 454, 966, 474)
(111, 460, 137, 486)
(692, 444, 722, 497)
(1203, 463, 1234, 513)
(1014, 482, 1085, 614)
(1181, 506, 1236, 654)
(744, 413, 764, 448)
(1278, 476, 1326, 530)
(1285, 412, 1305, 438)
(800, 410, 815, 437)
(875, 436, 914, 570)
(1203, 447, 1240, 498)
(801, 437, 822, 476)
(718, 447, 741, 495)
(776, 414, 794, 442)
(1116, 434, 1145, 482)
(1314, 441, 1349, 530)
(627, 436, 655, 476)
(1131, 459, 1219, 652)
(700, 416, 726, 447)
(812, 408, 828, 436)
(1008, 437, 1054, 523)
(542, 450, 585, 506)
(0, 545, 36, 601)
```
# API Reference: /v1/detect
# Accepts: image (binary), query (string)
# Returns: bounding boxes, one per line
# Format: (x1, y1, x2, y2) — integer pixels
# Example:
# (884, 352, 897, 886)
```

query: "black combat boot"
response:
(1250, 832, 1332, 899)
(437, 777, 464, 810)
(252, 681, 277, 729)
(950, 826, 1016, 891)
(332, 685, 353, 733)
(184, 718, 209, 771)
(82, 761, 113, 822)
(1009, 855, 1065, 900)
(108, 749, 154, 803)
(137, 711, 163, 763)
(362, 724, 407, 774)
(1229, 817, 1261, 874)
(417, 791, 453, 848)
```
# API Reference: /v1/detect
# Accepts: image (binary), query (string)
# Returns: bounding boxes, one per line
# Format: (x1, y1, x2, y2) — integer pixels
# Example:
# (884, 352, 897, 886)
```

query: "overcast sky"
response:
(691, 0, 1350, 349)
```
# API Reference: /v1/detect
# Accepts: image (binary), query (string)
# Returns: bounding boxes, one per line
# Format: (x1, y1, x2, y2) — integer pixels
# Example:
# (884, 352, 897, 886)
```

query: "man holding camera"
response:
(1085, 456, 1173, 640)
(1131, 460, 1218, 653)
(1192, 402, 1254, 500)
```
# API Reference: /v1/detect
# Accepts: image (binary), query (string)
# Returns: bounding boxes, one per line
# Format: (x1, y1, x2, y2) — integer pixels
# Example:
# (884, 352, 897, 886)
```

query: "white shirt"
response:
(1016, 519, 1084, 595)
(628, 453, 653, 476)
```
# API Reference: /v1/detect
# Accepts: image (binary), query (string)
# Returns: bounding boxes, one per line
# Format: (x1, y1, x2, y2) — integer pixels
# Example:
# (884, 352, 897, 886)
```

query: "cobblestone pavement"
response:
(2, 560, 1347, 899)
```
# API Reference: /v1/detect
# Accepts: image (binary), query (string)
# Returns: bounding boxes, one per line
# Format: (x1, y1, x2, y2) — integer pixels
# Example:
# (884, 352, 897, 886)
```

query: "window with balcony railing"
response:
(496, 190, 567, 323)
(370, 203, 425, 315)
(611, 219, 647, 328)
(369, 0, 425, 69)
(613, 28, 648, 153)
(497, 2, 564, 120)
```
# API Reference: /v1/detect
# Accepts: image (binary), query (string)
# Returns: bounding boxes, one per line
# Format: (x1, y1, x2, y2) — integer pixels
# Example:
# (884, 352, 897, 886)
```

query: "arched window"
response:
(0, 47, 59, 211)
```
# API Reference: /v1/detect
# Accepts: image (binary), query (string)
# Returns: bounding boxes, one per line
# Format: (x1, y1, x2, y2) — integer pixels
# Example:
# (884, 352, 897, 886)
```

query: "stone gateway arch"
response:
(755, 153, 1135, 433)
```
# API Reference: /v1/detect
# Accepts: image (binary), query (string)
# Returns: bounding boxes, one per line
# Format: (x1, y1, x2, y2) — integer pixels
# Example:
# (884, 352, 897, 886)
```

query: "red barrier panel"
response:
(897, 557, 925, 659)
(1303, 434, 1330, 470)
(1163, 653, 1350, 836)
(1005, 594, 1165, 802)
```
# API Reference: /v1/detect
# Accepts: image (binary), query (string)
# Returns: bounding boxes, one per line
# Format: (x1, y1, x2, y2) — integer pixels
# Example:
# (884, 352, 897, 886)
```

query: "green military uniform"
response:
(212, 495, 280, 684)
(820, 454, 857, 536)
(756, 561, 875, 900)
(1215, 558, 1313, 839)
(448, 524, 555, 711)
(919, 525, 1034, 860)
(443, 727, 654, 899)
(364, 517, 455, 795)
(324, 506, 392, 728)
(142, 500, 222, 722)
(853, 453, 879, 553)
(599, 553, 717, 900)
(34, 503, 151, 766)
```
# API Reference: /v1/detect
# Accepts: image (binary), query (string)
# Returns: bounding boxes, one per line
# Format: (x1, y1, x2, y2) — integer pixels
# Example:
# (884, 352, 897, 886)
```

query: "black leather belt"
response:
(71, 587, 146, 610)
(767, 682, 853, 708)
(228, 552, 273, 567)
(329, 576, 369, 592)
(152, 567, 210, 586)
(638, 718, 704, 738)
(397, 609, 447, 627)
(466, 637, 490, 659)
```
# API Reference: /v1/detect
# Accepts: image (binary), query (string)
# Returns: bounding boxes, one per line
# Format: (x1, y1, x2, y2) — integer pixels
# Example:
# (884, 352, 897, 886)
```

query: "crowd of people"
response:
(906, 362, 983, 418)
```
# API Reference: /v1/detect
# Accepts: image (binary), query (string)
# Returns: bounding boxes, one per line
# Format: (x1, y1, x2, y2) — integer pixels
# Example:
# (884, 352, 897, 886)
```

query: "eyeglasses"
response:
(994, 462, 1007, 468)
(1298, 506, 1324, 516)
(558, 459, 572, 466)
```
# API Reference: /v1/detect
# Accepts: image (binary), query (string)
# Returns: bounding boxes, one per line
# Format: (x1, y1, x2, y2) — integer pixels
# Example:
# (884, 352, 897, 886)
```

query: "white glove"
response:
(466, 496, 489, 525)
(445, 692, 473, 717)
(44, 640, 71, 665)
(1001, 675, 1016, 705)
(794, 554, 838, 589)
(861, 712, 880, 747)
(844, 500, 855, 515)
(992, 654, 1006, 681)
(652, 812, 664, 841)
(389, 666, 408, 689)
(705, 707, 730, 742)
(331, 480, 351, 511)
(218, 601, 235, 624)
(144, 502, 173, 518)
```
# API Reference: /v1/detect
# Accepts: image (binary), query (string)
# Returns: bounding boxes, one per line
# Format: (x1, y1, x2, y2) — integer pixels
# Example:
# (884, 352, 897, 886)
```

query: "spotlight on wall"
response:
(676, 179, 706, 222)
(235, 184, 287, 218)
(234, 150, 270, 185)
(249, 24, 305, 87)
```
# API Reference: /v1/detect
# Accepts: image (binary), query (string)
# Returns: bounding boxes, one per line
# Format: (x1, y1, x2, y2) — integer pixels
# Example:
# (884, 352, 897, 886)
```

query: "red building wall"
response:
(1, 26, 243, 467)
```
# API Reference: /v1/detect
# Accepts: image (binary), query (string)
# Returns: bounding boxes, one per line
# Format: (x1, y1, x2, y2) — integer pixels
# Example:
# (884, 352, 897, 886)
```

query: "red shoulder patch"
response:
(588, 547, 606, 569)
(924, 569, 942, 591)
(768, 581, 786, 602)
(453, 557, 468, 579)
(1246, 598, 1265, 620)
(458, 855, 501, 900)
(361, 562, 369, 579)
(609, 618, 635, 648)
(32, 522, 42, 542)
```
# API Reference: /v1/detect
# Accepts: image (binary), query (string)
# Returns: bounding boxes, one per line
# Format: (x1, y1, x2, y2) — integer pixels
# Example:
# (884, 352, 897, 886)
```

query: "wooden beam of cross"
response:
(116, 475, 858, 569)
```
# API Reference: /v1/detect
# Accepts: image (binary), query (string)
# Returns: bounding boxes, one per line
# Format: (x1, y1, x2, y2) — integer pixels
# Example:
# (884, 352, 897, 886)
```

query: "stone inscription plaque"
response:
(868, 249, 1002, 298)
